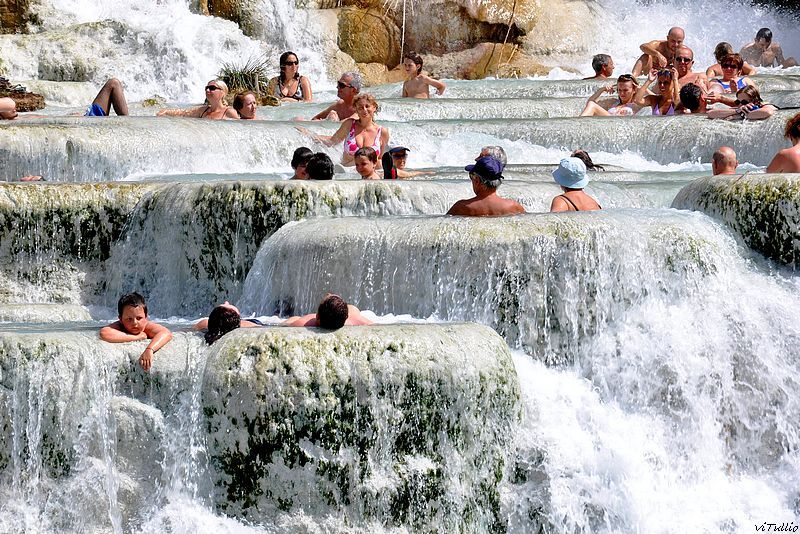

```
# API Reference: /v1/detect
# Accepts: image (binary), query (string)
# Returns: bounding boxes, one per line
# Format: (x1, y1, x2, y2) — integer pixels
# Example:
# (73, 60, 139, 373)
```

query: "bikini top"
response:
(652, 101, 675, 116)
(608, 102, 636, 116)
(713, 77, 747, 93)
(200, 105, 229, 119)
(344, 120, 382, 156)
(276, 76, 304, 101)
(558, 195, 602, 211)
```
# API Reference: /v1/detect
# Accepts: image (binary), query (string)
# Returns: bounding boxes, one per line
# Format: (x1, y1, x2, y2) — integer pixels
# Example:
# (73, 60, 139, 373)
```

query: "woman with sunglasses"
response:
(268, 51, 313, 103)
(156, 80, 239, 119)
(709, 54, 755, 95)
(634, 67, 680, 116)
(707, 85, 776, 121)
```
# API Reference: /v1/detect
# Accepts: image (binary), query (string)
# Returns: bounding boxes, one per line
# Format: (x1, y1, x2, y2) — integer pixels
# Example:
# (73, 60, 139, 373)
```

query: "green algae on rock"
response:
(673, 175, 800, 269)
(202, 324, 520, 531)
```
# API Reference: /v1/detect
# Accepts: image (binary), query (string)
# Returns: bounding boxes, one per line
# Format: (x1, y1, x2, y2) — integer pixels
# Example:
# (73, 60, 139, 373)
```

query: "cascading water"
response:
(2, 0, 800, 531)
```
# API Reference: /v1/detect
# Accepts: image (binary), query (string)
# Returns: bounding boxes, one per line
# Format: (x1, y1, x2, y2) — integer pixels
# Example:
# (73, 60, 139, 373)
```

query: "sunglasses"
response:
(281, 60, 299, 66)
(675, 57, 693, 63)
(721, 64, 738, 69)
(336, 81, 352, 89)
(734, 99, 751, 105)
(205, 85, 221, 91)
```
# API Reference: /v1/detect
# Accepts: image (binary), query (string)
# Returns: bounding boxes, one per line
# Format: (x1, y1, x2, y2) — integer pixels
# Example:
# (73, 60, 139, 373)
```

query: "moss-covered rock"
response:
(673, 174, 800, 269)
(202, 324, 520, 531)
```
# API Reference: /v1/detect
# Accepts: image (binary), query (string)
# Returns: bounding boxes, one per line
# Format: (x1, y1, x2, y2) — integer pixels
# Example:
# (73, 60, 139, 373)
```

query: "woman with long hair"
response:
(268, 51, 312, 103)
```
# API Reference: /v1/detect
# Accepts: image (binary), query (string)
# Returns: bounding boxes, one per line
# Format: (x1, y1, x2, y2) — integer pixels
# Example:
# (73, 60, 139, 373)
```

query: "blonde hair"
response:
(353, 93, 379, 113)
(207, 79, 229, 94)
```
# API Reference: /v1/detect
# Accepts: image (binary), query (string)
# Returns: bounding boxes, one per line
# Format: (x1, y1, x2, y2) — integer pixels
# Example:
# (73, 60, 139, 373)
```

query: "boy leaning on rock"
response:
(99, 292, 173, 372)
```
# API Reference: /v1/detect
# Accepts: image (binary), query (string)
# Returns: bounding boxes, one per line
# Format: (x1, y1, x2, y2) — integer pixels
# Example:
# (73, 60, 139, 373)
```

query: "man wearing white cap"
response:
(550, 157, 602, 212)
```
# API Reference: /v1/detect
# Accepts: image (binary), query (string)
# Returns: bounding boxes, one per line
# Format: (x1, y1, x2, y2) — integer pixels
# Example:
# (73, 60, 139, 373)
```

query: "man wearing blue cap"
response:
(446, 156, 525, 216)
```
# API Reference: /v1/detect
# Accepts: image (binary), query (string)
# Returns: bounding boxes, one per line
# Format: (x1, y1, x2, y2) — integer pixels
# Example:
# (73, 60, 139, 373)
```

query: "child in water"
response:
(402, 52, 446, 98)
(99, 292, 173, 372)
(354, 147, 380, 180)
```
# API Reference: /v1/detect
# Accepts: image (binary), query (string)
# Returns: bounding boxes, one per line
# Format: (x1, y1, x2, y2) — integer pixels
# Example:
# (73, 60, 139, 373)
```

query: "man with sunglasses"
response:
(311, 72, 361, 121)
(673, 46, 708, 91)
(632, 27, 685, 77)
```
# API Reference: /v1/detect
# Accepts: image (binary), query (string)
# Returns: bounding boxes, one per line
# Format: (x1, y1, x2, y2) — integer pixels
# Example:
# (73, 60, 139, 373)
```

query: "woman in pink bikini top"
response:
(298, 93, 390, 166)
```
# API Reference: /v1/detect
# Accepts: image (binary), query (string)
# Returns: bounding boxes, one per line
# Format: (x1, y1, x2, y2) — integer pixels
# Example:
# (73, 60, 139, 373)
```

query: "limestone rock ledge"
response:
(673, 174, 800, 269)
(203, 324, 521, 530)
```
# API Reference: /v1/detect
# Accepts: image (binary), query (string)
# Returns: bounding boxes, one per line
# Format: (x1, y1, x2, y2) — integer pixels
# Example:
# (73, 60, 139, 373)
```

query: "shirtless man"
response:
(580, 74, 644, 116)
(632, 27, 685, 77)
(282, 294, 373, 328)
(766, 113, 800, 173)
(584, 54, 614, 80)
(673, 46, 708, 91)
(311, 72, 361, 121)
(712, 147, 738, 175)
(446, 156, 525, 217)
(740, 28, 798, 68)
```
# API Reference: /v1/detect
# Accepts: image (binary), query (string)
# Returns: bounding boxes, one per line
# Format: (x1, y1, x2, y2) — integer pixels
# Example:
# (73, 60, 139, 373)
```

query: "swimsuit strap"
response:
(559, 195, 580, 212)
(200, 105, 211, 118)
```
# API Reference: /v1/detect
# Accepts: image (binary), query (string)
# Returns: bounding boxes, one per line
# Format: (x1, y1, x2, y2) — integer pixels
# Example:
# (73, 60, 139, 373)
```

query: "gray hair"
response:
(471, 171, 502, 190)
(343, 71, 362, 92)
(481, 145, 507, 167)
(591, 54, 612, 74)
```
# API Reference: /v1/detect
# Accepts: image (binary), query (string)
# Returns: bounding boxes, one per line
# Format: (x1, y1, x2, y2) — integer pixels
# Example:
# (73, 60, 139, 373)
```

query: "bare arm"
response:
(296, 118, 352, 147)
(138, 322, 173, 372)
(423, 75, 446, 95)
(670, 69, 681, 105)
(99, 321, 147, 342)
(282, 314, 317, 326)
(300, 76, 313, 102)
(640, 40, 667, 67)
(705, 64, 719, 78)
(157, 106, 205, 118)
(742, 62, 756, 75)
(634, 73, 656, 106)
(311, 102, 337, 120)
(744, 104, 775, 120)
(224, 107, 240, 119)
(774, 45, 786, 67)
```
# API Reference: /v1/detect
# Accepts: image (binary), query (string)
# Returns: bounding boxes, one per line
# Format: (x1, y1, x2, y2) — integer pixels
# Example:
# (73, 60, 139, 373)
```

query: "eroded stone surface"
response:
(673, 174, 800, 269)
(203, 324, 520, 530)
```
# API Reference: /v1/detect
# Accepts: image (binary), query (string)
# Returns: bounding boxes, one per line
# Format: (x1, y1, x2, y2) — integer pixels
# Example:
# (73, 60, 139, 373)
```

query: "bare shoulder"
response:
(145, 321, 170, 337)
(282, 314, 317, 327)
(447, 200, 471, 216)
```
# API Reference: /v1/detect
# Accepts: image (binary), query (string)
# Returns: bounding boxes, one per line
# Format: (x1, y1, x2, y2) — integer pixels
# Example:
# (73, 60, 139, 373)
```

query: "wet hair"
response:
(279, 51, 300, 82)
(353, 93, 379, 113)
(306, 152, 334, 180)
(317, 294, 349, 329)
(232, 91, 256, 112)
(571, 149, 604, 171)
(118, 292, 147, 317)
(354, 146, 378, 163)
(291, 146, 314, 169)
(714, 42, 734, 63)
(785, 112, 800, 142)
(721, 53, 744, 70)
(205, 305, 241, 345)
(480, 146, 507, 167)
(756, 28, 772, 43)
(342, 71, 362, 92)
(679, 83, 703, 112)
(736, 85, 763, 106)
(591, 54, 612, 74)
(404, 51, 423, 75)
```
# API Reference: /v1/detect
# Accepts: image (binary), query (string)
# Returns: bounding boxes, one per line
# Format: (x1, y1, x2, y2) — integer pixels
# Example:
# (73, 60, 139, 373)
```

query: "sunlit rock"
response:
(673, 174, 800, 269)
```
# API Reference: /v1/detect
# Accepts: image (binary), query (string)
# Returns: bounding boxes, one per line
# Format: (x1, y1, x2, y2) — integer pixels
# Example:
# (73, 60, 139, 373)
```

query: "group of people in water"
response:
(580, 26, 793, 119)
(99, 292, 372, 370)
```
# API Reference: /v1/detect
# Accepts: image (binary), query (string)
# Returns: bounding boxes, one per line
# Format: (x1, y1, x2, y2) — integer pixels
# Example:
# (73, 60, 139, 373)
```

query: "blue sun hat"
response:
(552, 157, 588, 189)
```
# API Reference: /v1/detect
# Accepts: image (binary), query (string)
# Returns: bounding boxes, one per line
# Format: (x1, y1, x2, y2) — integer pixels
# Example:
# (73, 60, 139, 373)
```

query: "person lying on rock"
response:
(194, 301, 262, 344)
(447, 156, 525, 217)
(282, 294, 373, 328)
(99, 292, 172, 372)
(0, 78, 128, 120)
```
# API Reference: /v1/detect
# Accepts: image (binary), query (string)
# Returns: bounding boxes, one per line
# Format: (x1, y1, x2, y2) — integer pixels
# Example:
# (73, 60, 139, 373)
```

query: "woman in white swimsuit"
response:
(580, 74, 644, 117)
